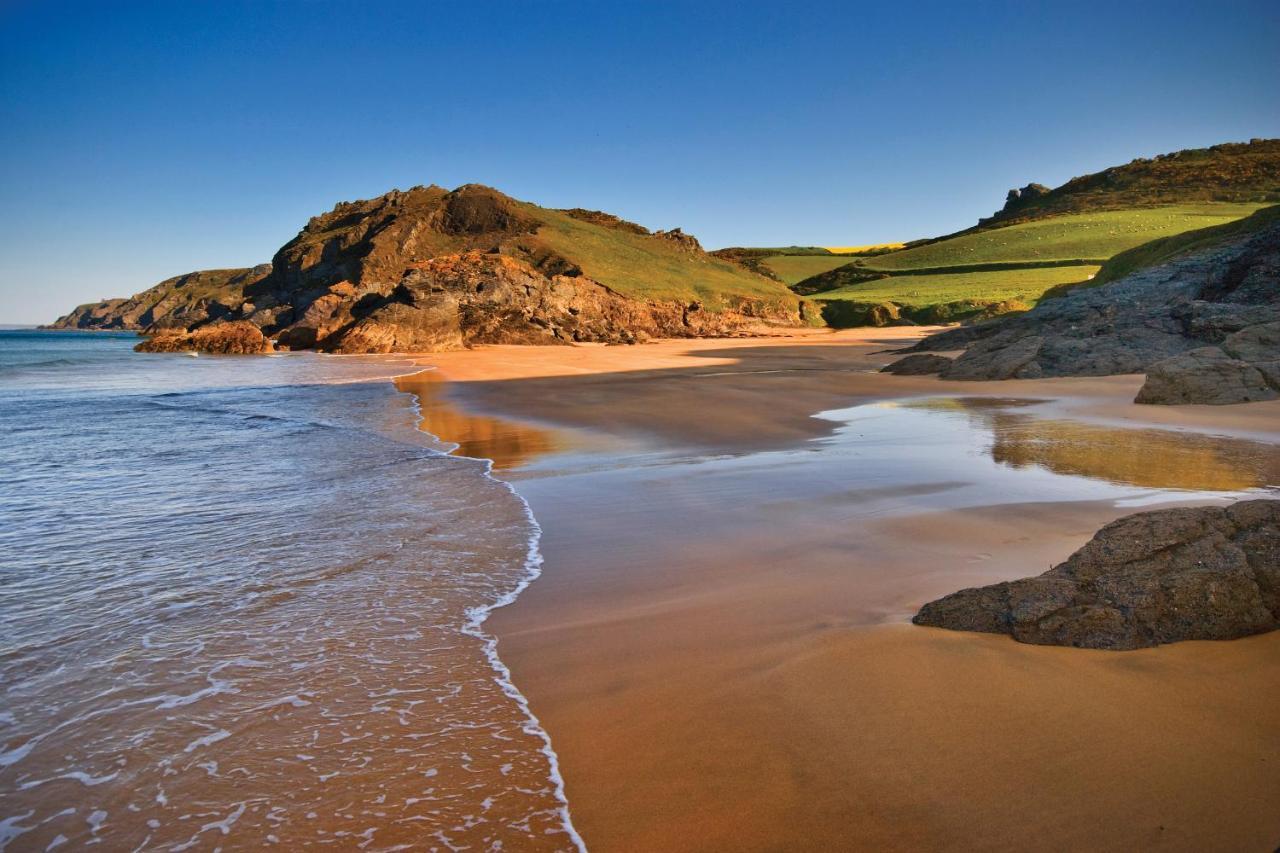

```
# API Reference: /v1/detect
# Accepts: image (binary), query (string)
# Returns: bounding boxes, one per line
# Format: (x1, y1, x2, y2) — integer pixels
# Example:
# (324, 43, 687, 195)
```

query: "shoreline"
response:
(394, 368, 588, 850)
(393, 329, 1280, 851)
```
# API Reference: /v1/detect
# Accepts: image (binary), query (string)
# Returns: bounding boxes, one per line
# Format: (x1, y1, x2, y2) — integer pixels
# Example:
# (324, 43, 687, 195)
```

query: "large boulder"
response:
(1135, 346, 1279, 405)
(913, 500, 1280, 650)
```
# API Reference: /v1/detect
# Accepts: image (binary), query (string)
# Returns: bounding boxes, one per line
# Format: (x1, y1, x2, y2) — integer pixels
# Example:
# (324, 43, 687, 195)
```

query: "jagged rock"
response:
(914, 500, 1280, 649)
(1135, 347, 1278, 405)
(880, 353, 953, 375)
(134, 321, 273, 354)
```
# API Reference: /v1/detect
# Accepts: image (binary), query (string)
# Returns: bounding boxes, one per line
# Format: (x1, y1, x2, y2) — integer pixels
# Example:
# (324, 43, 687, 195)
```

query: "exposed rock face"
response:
(134, 321, 272, 354)
(328, 252, 780, 353)
(880, 353, 952, 375)
(908, 221, 1280, 403)
(652, 228, 703, 253)
(46, 266, 273, 331)
(914, 500, 1280, 650)
(51, 183, 801, 353)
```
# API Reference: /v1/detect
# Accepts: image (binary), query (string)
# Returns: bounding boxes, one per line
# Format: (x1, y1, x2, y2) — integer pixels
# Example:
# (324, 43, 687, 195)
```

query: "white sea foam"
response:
(401, 373, 587, 852)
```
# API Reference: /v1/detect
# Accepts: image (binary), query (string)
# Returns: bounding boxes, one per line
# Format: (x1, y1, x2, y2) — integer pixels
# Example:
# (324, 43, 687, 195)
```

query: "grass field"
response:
(531, 206, 798, 308)
(857, 204, 1265, 271)
(816, 265, 1100, 308)
(758, 254, 863, 284)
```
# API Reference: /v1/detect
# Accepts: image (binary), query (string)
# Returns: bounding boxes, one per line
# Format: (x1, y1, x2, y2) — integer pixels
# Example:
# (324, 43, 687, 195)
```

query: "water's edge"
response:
(393, 367, 587, 851)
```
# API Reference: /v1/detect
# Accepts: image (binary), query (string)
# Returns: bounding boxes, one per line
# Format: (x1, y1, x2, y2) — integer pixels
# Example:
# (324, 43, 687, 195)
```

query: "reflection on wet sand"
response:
(396, 371, 562, 470)
(907, 397, 1280, 491)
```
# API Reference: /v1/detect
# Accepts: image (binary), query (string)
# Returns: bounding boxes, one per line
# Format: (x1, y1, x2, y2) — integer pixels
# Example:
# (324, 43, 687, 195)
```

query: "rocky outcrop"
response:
(907, 220, 1280, 403)
(47, 184, 802, 354)
(46, 266, 273, 331)
(327, 252, 779, 353)
(652, 228, 703, 253)
(914, 500, 1280, 650)
(134, 321, 272, 354)
(880, 353, 952, 375)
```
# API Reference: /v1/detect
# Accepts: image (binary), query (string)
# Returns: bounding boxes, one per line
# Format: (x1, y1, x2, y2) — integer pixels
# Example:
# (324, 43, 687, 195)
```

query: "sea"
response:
(0, 330, 582, 851)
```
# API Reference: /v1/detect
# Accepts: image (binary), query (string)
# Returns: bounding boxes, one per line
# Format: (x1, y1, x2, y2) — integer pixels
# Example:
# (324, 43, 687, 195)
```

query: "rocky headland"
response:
(914, 500, 1280, 650)
(47, 185, 806, 354)
(887, 213, 1280, 404)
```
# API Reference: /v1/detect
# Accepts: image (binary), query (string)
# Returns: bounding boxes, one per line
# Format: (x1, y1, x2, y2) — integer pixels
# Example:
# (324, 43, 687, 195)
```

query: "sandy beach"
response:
(396, 328, 1280, 851)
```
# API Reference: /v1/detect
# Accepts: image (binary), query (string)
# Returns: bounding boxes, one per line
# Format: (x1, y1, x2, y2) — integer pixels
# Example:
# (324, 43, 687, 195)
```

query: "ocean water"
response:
(0, 331, 581, 851)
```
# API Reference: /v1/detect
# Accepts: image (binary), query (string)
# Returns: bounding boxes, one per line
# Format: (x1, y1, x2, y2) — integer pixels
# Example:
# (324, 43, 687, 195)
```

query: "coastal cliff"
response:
(46, 266, 273, 332)
(48, 185, 806, 353)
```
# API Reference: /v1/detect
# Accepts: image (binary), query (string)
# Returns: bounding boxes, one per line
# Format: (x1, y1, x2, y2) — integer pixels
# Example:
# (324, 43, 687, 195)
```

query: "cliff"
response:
(46, 266, 272, 331)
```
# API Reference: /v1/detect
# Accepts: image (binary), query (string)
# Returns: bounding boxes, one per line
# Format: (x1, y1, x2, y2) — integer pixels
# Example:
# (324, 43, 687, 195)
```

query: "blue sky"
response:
(1, 0, 1277, 323)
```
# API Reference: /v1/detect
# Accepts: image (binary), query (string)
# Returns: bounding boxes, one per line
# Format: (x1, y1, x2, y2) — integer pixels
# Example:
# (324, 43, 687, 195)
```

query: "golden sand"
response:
(398, 329, 1280, 851)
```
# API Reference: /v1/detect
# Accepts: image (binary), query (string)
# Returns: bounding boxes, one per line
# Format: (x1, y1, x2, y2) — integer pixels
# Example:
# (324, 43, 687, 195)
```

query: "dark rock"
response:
(1135, 347, 1278, 405)
(880, 353, 953, 375)
(913, 500, 1280, 649)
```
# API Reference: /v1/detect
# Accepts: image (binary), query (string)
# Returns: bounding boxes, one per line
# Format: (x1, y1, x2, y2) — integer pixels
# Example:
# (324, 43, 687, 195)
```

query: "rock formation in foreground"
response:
(889, 213, 1280, 404)
(913, 500, 1280, 650)
(134, 321, 273, 354)
(48, 184, 806, 353)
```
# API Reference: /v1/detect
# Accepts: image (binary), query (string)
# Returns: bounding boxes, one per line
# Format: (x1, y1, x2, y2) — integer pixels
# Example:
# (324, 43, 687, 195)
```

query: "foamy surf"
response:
(403, 367, 587, 852)
(0, 330, 586, 850)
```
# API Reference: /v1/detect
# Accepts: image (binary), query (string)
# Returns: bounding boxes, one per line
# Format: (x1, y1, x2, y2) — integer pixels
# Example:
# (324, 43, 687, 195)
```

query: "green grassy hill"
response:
(855, 204, 1264, 272)
(983, 138, 1280, 226)
(1090, 203, 1280, 285)
(530, 206, 796, 308)
(814, 265, 1100, 309)
(755, 254, 863, 284)
(798, 202, 1265, 324)
(740, 140, 1280, 326)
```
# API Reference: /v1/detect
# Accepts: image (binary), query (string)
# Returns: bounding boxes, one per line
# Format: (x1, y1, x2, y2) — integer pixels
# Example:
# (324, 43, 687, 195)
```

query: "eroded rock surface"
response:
(134, 321, 272, 354)
(913, 500, 1280, 649)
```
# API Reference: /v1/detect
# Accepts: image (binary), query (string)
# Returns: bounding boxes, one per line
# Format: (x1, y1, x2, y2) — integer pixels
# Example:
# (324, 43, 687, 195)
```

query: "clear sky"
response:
(1, 0, 1277, 324)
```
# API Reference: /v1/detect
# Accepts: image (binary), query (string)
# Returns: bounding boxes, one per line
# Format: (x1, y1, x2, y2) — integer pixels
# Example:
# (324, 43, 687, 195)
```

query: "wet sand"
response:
(400, 329, 1280, 851)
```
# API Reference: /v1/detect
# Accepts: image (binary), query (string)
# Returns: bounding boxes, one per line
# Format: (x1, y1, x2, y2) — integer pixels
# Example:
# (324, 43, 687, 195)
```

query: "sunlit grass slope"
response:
(817, 265, 1099, 308)
(530, 206, 799, 310)
(859, 204, 1266, 271)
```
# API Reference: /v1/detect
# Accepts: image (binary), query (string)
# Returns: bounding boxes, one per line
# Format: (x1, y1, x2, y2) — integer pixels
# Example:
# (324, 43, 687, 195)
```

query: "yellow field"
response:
(824, 242, 906, 254)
